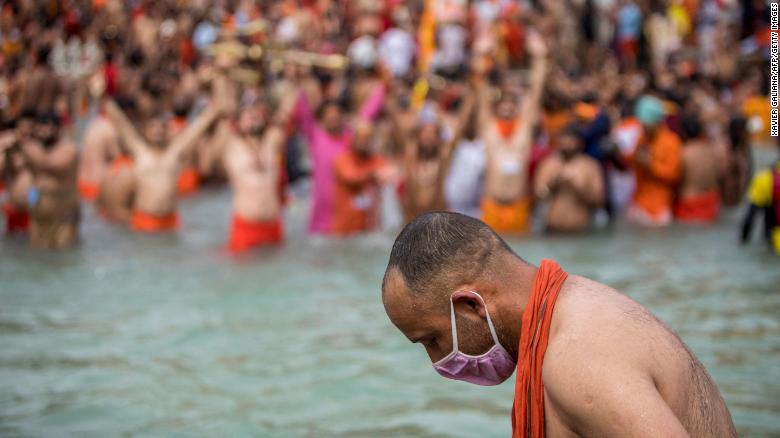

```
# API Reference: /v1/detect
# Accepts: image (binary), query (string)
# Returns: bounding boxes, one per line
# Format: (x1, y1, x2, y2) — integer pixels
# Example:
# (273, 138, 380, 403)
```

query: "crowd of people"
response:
(0, 0, 777, 254)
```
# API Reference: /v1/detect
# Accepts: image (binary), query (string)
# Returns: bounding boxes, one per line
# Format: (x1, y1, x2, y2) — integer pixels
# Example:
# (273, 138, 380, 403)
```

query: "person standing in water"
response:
(382, 212, 737, 437)
(741, 140, 780, 255)
(331, 120, 394, 235)
(674, 113, 722, 224)
(77, 105, 120, 201)
(91, 73, 224, 232)
(386, 80, 475, 224)
(534, 126, 604, 233)
(476, 30, 548, 235)
(223, 85, 299, 253)
(292, 77, 386, 235)
(626, 95, 682, 227)
(0, 124, 33, 235)
(20, 112, 79, 248)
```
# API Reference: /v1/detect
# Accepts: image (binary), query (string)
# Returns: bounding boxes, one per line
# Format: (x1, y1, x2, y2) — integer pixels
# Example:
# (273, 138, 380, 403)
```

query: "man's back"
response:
(680, 140, 720, 198)
(543, 275, 737, 437)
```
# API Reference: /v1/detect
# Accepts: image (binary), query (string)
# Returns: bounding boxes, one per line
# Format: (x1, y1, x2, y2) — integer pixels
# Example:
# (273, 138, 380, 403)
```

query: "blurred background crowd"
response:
(0, 0, 777, 253)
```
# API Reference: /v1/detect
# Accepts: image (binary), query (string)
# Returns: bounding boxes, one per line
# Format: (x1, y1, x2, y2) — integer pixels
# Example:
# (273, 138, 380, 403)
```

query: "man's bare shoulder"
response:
(547, 275, 687, 373)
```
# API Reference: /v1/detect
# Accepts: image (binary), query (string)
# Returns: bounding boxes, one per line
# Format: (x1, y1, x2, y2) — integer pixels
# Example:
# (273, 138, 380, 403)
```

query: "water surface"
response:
(0, 189, 778, 437)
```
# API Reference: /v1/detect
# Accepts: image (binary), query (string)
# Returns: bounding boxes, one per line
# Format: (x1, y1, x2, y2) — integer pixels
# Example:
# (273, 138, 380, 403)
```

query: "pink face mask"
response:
(433, 291, 516, 386)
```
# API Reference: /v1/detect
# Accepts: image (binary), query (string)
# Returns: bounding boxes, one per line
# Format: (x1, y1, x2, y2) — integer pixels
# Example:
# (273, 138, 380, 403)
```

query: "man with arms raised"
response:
(223, 86, 298, 253)
(386, 82, 474, 224)
(91, 74, 224, 232)
(476, 30, 548, 235)
(382, 212, 736, 437)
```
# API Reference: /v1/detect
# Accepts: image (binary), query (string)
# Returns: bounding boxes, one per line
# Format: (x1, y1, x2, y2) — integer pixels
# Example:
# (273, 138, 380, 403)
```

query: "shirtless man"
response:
(387, 84, 474, 223)
(0, 126, 33, 234)
(674, 114, 722, 224)
(476, 30, 548, 234)
(382, 212, 737, 437)
(223, 87, 298, 253)
(78, 106, 120, 201)
(92, 74, 224, 232)
(535, 127, 604, 233)
(20, 112, 79, 248)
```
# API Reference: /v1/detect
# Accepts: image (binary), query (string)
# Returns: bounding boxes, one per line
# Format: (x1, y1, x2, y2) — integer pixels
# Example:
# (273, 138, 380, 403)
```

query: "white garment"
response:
(445, 139, 486, 217)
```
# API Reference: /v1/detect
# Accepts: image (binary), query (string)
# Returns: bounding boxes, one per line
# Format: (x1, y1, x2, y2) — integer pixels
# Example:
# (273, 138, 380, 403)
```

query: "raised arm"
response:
(262, 86, 301, 153)
(442, 89, 476, 167)
(357, 83, 387, 121)
(168, 103, 221, 160)
(103, 99, 148, 157)
(513, 30, 549, 149)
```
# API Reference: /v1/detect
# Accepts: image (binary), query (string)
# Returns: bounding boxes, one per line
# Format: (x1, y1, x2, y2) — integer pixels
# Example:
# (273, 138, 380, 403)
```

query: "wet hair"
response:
(383, 212, 521, 297)
(681, 113, 703, 141)
(19, 108, 37, 121)
(35, 110, 60, 126)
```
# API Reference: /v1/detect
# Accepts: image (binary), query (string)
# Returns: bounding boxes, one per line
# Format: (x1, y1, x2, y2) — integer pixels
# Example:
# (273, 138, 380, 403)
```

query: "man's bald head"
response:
(382, 212, 528, 362)
(383, 212, 521, 302)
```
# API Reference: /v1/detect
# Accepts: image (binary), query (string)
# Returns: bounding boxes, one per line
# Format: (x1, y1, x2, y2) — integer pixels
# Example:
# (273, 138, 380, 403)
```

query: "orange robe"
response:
(629, 126, 682, 223)
(331, 152, 386, 235)
(4, 203, 29, 233)
(512, 259, 569, 438)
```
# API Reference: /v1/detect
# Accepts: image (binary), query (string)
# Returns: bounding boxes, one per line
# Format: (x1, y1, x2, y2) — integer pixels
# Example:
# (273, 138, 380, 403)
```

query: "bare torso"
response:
(79, 116, 119, 184)
(536, 154, 603, 232)
(543, 275, 737, 437)
(133, 149, 181, 215)
(679, 140, 720, 199)
(225, 135, 281, 222)
(403, 151, 448, 223)
(28, 140, 79, 248)
(483, 125, 531, 203)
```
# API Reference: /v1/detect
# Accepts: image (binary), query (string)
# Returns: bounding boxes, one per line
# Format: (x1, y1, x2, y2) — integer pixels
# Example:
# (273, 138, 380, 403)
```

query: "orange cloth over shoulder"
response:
(131, 211, 179, 232)
(512, 259, 569, 438)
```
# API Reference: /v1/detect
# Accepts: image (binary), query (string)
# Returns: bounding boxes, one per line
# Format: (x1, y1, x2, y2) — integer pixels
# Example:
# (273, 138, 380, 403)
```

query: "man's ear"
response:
(451, 290, 487, 320)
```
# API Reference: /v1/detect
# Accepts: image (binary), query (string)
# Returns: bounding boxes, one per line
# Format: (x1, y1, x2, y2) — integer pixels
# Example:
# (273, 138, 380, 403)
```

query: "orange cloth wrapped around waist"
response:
(4, 203, 29, 233)
(227, 215, 283, 253)
(78, 180, 100, 201)
(177, 167, 200, 195)
(512, 259, 569, 438)
(674, 190, 720, 223)
(131, 210, 179, 232)
(482, 197, 531, 234)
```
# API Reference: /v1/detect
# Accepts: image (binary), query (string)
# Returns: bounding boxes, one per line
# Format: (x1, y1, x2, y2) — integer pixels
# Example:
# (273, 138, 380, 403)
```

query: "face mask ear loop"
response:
(471, 292, 502, 347)
(448, 297, 459, 353)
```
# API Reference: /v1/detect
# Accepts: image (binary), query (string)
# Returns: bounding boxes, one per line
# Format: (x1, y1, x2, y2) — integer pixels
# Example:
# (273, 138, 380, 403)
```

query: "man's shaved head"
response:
(382, 212, 529, 363)
(383, 212, 521, 301)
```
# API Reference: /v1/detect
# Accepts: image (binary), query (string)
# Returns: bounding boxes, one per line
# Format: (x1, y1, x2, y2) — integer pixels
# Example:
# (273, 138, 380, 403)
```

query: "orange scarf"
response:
(497, 119, 518, 139)
(512, 259, 569, 438)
